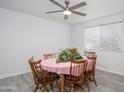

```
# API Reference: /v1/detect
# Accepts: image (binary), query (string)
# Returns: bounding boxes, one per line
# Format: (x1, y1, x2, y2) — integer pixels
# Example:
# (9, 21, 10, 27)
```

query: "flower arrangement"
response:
(56, 48, 83, 63)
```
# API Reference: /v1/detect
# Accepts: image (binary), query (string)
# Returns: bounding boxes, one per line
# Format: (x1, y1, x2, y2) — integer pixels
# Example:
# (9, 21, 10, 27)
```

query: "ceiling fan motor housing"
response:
(65, 1, 70, 5)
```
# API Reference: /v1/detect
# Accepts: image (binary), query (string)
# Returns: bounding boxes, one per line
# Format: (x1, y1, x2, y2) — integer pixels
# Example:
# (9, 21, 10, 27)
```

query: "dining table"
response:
(41, 58, 86, 92)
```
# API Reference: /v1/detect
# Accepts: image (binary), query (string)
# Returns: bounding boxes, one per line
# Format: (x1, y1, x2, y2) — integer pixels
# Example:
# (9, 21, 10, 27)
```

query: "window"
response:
(84, 22, 122, 51)
(84, 26, 101, 50)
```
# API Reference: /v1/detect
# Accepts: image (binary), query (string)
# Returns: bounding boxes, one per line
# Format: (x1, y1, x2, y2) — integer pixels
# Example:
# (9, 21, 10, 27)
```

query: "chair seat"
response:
(64, 74, 81, 83)
(52, 72, 60, 80)
(84, 71, 95, 76)
(37, 71, 60, 83)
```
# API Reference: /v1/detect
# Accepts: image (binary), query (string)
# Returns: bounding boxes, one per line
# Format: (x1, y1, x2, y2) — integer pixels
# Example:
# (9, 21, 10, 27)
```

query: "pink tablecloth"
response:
(41, 58, 71, 75)
(41, 58, 93, 74)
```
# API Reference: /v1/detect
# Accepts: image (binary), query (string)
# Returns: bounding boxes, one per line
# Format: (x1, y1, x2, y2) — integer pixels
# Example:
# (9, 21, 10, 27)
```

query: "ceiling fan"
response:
(46, 0, 87, 19)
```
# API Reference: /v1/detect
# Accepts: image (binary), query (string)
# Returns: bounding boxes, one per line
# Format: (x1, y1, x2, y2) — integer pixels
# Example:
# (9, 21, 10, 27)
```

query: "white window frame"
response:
(84, 21, 123, 52)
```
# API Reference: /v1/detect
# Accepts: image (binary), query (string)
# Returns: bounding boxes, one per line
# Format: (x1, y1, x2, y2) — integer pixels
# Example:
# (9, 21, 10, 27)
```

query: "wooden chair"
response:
(43, 52, 58, 89)
(28, 56, 60, 92)
(64, 59, 90, 92)
(84, 52, 97, 86)
(43, 52, 57, 59)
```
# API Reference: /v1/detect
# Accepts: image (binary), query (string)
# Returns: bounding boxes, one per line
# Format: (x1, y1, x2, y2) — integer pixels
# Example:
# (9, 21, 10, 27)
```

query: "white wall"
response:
(72, 12, 124, 75)
(0, 8, 71, 78)
(1, 7, 124, 79)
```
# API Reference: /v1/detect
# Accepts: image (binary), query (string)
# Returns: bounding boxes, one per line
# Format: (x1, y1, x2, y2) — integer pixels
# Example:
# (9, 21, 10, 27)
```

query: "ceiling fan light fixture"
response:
(47, 0, 87, 19)
(63, 9, 71, 15)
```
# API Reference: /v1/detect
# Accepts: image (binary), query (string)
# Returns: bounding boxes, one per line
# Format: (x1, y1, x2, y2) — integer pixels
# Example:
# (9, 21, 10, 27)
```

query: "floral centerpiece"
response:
(56, 48, 83, 63)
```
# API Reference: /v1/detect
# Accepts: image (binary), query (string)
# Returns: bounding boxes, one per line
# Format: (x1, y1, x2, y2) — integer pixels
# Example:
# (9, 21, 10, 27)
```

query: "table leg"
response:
(60, 74, 64, 92)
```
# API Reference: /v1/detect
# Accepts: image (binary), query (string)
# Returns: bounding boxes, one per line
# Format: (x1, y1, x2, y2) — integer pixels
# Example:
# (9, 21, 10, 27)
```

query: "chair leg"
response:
(43, 86, 49, 92)
(40, 85, 49, 92)
(87, 83, 90, 92)
(40, 86, 43, 92)
(56, 80, 61, 92)
(92, 75, 97, 86)
(34, 84, 39, 92)
(84, 77, 90, 92)
(50, 83, 53, 90)
(78, 83, 84, 91)
(86, 80, 90, 92)
(89, 76, 92, 81)
(70, 84, 74, 92)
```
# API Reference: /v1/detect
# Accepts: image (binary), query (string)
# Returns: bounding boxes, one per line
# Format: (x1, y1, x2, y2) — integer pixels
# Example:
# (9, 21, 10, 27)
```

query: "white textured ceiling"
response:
(0, 0, 124, 24)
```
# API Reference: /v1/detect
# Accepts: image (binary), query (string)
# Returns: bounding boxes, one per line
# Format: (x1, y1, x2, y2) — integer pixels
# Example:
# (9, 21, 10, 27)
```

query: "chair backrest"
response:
(84, 51, 96, 57)
(86, 54, 97, 74)
(70, 59, 86, 77)
(43, 52, 57, 59)
(28, 56, 43, 84)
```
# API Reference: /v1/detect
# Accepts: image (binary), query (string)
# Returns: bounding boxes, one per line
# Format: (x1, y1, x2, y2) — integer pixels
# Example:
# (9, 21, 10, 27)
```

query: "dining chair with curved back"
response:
(43, 52, 60, 90)
(28, 56, 60, 92)
(64, 59, 90, 92)
(84, 51, 97, 86)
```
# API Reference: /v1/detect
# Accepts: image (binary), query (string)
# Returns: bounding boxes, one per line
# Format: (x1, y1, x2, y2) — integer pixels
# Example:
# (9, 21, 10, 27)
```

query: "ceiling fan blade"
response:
(72, 11, 86, 16)
(46, 10, 63, 14)
(69, 2, 87, 10)
(49, 0, 66, 10)
(64, 15, 68, 20)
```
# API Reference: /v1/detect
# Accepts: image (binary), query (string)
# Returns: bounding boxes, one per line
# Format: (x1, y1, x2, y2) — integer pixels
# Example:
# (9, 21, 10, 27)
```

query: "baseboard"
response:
(0, 71, 31, 79)
(97, 67, 124, 76)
